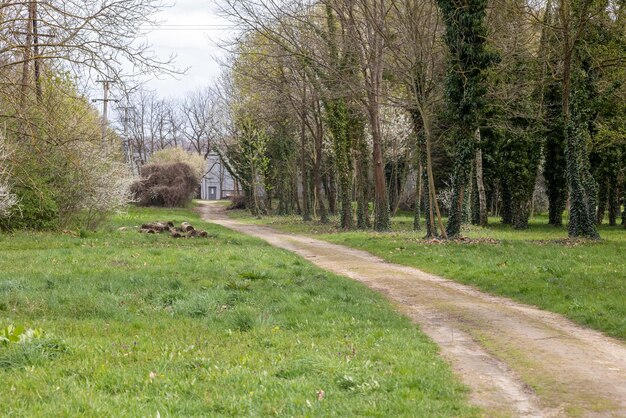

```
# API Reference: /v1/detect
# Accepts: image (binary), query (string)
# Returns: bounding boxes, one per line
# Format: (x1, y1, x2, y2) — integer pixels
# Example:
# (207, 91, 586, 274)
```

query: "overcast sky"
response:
(140, 0, 233, 99)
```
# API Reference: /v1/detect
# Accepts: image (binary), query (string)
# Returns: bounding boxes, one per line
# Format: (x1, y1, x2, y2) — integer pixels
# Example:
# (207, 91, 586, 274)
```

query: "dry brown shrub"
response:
(133, 163, 198, 207)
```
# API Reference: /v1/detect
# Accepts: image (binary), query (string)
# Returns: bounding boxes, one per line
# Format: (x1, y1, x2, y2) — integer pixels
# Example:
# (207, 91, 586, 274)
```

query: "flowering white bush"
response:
(0, 139, 17, 218)
(380, 105, 413, 160)
(61, 143, 136, 229)
(0, 182, 17, 217)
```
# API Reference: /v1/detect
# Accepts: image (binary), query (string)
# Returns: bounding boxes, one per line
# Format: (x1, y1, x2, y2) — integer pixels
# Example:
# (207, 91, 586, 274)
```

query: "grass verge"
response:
(0, 206, 476, 417)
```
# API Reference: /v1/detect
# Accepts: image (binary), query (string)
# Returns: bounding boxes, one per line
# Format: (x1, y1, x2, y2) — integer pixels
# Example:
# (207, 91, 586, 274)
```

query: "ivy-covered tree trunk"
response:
(540, 0, 568, 227)
(437, 0, 495, 238)
(326, 99, 353, 229)
(313, 116, 329, 224)
(564, 121, 599, 238)
(421, 161, 435, 237)
(355, 124, 371, 229)
(446, 133, 475, 236)
(323, 5, 356, 229)
(502, 128, 541, 229)
(559, 0, 599, 239)
(544, 126, 568, 226)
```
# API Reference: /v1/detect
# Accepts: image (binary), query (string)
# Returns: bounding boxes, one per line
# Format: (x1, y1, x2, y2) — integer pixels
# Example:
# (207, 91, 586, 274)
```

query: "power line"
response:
(141, 24, 235, 27)
(138, 23, 237, 30)
(139, 28, 234, 31)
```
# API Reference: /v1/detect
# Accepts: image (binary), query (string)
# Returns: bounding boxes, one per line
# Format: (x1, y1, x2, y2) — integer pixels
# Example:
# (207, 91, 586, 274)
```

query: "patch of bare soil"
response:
(198, 202, 626, 417)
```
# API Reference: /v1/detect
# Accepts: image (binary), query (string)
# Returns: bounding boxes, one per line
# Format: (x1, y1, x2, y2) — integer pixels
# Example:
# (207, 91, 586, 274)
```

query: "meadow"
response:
(0, 207, 476, 416)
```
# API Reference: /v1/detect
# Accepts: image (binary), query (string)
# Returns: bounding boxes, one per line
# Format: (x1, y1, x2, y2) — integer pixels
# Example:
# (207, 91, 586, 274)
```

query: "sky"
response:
(139, 0, 234, 99)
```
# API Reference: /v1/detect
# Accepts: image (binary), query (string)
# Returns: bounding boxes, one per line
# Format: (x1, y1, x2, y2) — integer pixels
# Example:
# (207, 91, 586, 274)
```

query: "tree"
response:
(182, 88, 219, 159)
(0, 0, 177, 88)
(437, 0, 497, 238)
(554, 0, 604, 238)
(388, 0, 448, 237)
(539, 0, 568, 226)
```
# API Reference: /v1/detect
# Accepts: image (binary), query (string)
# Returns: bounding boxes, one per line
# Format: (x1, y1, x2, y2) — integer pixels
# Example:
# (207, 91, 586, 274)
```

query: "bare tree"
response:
(0, 0, 178, 87)
(182, 87, 219, 159)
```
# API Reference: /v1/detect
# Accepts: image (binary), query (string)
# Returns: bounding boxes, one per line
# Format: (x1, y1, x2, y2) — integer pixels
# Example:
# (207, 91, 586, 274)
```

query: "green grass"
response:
(229, 210, 626, 340)
(0, 206, 477, 417)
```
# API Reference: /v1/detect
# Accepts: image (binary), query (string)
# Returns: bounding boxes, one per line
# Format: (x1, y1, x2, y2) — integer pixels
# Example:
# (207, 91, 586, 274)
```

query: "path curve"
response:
(198, 202, 626, 417)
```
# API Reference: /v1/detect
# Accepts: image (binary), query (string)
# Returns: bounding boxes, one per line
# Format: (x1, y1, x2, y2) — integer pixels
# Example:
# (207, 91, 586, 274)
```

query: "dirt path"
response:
(198, 202, 626, 417)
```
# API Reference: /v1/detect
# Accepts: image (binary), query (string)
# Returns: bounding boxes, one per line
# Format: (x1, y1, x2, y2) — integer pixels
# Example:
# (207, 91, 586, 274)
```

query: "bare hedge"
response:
(133, 163, 198, 207)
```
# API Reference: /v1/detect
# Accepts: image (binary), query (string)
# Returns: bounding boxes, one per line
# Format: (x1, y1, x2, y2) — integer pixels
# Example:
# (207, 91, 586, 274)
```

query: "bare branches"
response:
(0, 0, 180, 88)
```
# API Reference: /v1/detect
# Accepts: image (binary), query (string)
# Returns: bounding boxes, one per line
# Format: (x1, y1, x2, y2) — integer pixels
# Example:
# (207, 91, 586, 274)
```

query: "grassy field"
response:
(229, 210, 626, 340)
(0, 207, 477, 417)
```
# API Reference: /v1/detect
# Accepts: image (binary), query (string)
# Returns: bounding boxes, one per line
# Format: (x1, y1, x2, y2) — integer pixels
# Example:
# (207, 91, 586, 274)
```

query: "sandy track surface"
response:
(198, 202, 626, 417)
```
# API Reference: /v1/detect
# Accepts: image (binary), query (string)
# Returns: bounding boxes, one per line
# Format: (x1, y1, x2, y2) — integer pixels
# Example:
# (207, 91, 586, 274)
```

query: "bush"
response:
(0, 141, 133, 231)
(1, 73, 134, 231)
(132, 162, 199, 207)
(228, 195, 247, 210)
(64, 143, 134, 229)
(0, 181, 59, 231)
(149, 148, 206, 180)
(0, 152, 59, 231)
(0, 140, 17, 217)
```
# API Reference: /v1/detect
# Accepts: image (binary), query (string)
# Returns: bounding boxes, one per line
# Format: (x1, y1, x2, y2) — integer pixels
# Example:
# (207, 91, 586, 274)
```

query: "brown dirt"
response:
(198, 202, 626, 417)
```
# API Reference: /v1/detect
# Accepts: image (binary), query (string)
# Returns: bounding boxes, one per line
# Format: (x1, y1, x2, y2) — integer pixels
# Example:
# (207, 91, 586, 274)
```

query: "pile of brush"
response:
(139, 221, 209, 238)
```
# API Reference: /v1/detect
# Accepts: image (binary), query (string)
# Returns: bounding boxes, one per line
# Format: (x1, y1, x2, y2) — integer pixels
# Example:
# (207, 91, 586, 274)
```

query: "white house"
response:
(201, 153, 238, 200)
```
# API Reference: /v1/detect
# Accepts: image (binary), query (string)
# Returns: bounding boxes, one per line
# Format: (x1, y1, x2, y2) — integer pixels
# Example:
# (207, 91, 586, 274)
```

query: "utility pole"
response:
(92, 80, 118, 151)
(20, 4, 34, 108)
(12, 1, 52, 106)
(31, 1, 42, 101)
(117, 105, 136, 174)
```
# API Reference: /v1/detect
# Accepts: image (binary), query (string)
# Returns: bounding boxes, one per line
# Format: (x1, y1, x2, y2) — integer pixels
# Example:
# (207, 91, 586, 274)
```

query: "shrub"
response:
(149, 148, 206, 180)
(132, 162, 199, 207)
(0, 140, 17, 218)
(0, 73, 134, 231)
(0, 141, 133, 231)
(228, 195, 247, 210)
(65, 143, 135, 229)
(0, 180, 59, 231)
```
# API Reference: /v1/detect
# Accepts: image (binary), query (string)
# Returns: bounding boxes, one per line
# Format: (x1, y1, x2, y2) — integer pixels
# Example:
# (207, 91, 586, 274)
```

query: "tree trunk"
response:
(313, 119, 328, 223)
(356, 153, 369, 229)
(475, 130, 488, 227)
(561, 0, 599, 239)
(368, 98, 390, 231)
(300, 104, 311, 221)
(608, 180, 618, 226)
(325, 167, 337, 216)
(424, 117, 446, 238)
(414, 161, 422, 231)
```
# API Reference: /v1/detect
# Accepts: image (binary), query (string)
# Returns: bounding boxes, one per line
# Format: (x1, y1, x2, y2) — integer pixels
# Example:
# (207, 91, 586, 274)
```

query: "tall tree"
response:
(556, 0, 601, 238)
(437, 0, 496, 238)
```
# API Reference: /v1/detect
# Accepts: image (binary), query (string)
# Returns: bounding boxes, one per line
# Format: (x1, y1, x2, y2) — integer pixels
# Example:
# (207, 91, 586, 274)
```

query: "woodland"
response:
(212, 0, 625, 239)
